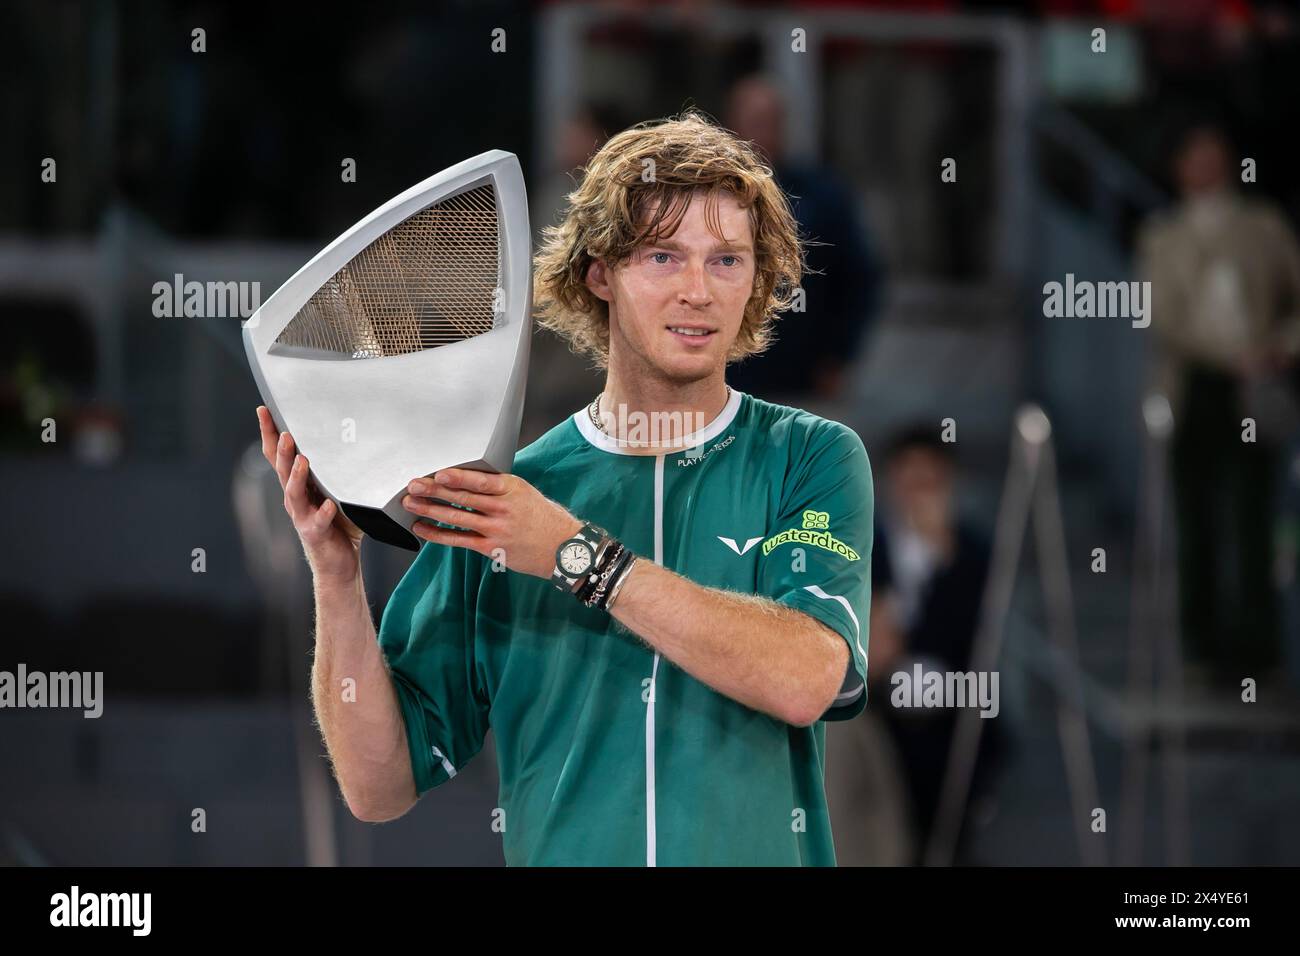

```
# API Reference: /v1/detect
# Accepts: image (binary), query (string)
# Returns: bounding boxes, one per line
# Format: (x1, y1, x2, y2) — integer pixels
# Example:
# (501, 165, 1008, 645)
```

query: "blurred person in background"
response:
(525, 103, 634, 441)
(1138, 122, 1300, 687)
(724, 74, 882, 405)
(531, 102, 631, 243)
(824, 517, 913, 865)
(866, 426, 999, 864)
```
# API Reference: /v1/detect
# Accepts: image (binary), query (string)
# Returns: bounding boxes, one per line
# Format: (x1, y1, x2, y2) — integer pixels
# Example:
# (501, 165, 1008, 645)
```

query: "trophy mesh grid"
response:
(274, 183, 500, 358)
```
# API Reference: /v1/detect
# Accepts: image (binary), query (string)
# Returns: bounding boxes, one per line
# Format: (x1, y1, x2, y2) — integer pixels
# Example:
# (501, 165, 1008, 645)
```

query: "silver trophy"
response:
(242, 151, 532, 551)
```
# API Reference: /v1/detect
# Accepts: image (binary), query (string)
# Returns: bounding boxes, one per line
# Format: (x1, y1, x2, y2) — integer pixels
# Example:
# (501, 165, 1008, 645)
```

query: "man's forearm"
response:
(310, 568, 417, 821)
(401, 467, 853, 726)
(607, 559, 849, 727)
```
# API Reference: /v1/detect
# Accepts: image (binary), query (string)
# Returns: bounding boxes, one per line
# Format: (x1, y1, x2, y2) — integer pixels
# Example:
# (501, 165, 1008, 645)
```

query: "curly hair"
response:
(533, 109, 804, 367)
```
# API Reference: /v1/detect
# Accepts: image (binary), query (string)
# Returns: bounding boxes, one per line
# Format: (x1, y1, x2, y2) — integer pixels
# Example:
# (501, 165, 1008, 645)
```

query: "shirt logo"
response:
(762, 511, 860, 561)
(677, 433, 735, 467)
(718, 536, 763, 555)
(802, 510, 829, 530)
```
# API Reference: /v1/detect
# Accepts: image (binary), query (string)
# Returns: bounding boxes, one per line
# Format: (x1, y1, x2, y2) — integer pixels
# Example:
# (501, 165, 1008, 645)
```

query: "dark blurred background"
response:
(3, 0, 1300, 866)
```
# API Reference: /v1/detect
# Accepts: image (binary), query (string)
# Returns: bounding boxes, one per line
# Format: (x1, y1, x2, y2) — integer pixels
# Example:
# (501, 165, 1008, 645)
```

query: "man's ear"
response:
(585, 258, 614, 304)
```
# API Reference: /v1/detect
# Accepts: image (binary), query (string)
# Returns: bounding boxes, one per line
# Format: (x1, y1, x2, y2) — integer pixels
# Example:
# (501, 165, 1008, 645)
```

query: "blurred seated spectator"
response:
(870, 426, 1001, 863)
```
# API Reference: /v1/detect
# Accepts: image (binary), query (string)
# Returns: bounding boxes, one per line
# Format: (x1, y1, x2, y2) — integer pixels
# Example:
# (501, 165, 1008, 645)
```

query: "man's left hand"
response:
(403, 468, 582, 579)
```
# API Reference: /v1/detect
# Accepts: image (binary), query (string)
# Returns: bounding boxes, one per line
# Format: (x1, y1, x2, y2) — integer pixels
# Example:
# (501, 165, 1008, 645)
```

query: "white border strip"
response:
(430, 745, 458, 779)
(803, 584, 865, 660)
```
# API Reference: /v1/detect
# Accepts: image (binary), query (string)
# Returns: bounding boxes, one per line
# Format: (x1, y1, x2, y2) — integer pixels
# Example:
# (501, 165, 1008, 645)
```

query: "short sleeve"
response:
(756, 422, 874, 721)
(377, 540, 491, 795)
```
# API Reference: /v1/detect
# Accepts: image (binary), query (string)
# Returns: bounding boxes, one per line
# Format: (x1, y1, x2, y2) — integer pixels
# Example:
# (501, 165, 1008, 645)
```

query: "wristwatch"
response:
(551, 523, 610, 594)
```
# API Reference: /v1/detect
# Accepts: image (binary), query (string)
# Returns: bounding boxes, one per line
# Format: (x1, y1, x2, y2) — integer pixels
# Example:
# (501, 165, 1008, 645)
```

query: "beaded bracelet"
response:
(575, 540, 625, 607)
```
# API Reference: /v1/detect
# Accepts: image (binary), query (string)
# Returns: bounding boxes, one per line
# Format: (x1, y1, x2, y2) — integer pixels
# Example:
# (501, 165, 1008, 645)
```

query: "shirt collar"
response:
(571, 388, 745, 456)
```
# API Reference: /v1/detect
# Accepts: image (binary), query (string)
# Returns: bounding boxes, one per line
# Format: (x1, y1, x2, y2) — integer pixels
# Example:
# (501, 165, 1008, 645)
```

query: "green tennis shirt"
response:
(377, 389, 874, 865)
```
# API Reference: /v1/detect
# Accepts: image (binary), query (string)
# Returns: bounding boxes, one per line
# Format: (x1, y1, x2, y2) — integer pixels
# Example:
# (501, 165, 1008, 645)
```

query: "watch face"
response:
(559, 541, 594, 576)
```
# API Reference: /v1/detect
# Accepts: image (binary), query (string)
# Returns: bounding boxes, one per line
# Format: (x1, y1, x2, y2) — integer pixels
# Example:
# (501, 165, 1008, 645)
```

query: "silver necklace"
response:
(588, 386, 731, 445)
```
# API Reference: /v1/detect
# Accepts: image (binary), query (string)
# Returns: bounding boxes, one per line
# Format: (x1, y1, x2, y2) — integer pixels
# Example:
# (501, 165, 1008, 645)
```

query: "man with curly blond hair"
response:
(264, 110, 874, 865)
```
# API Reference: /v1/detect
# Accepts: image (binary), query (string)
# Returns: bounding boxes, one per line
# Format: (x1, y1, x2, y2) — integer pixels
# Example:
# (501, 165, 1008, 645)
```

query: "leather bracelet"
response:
(576, 540, 625, 607)
(589, 546, 634, 610)
(600, 553, 638, 611)
(583, 546, 626, 609)
(574, 540, 618, 604)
